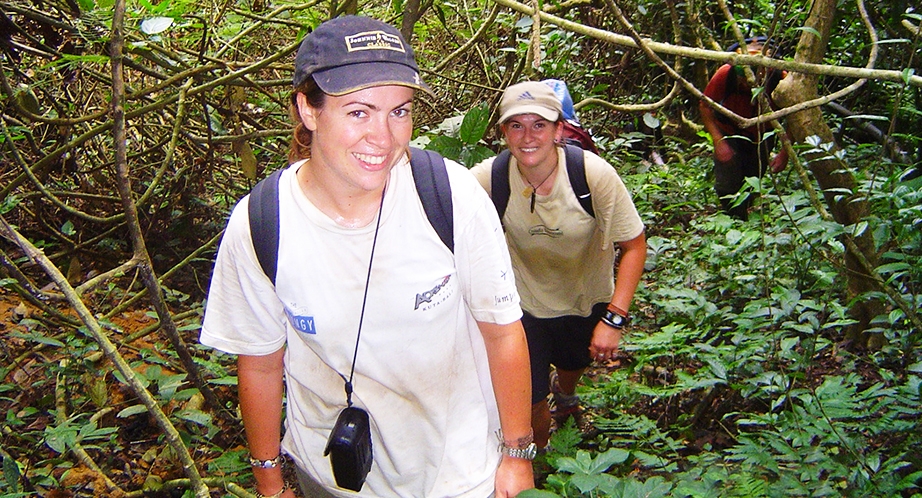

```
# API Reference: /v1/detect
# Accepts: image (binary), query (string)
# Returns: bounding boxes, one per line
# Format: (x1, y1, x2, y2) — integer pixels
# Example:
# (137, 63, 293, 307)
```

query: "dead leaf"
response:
(233, 139, 257, 180)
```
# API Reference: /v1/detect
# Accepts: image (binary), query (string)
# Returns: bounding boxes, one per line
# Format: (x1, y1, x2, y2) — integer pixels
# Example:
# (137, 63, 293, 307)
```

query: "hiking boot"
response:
(549, 370, 581, 421)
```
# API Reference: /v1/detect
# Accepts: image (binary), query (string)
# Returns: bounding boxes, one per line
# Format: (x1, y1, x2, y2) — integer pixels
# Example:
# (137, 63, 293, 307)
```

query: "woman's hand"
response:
(495, 455, 535, 497)
(714, 138, 734, 163)
(589, 322, 622, 362)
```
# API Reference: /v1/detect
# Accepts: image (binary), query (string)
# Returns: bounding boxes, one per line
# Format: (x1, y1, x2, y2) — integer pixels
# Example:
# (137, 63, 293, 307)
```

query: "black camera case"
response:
(324, 406, 373, 491)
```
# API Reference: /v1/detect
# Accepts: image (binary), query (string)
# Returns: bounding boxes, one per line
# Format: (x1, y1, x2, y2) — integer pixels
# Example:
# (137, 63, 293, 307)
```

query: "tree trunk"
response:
(401, 0, 423, 42)
(773, 0, 884, 349)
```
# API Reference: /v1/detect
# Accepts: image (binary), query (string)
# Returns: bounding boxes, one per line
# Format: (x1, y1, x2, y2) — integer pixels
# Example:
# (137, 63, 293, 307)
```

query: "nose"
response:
(365, 114, 394, 149)
(523, 125, 539, 143)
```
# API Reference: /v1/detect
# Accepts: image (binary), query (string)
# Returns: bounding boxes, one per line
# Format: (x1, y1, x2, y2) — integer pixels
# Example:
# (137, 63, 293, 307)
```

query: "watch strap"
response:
(500, 443, 538, 460)
(600, 308, 629, 329)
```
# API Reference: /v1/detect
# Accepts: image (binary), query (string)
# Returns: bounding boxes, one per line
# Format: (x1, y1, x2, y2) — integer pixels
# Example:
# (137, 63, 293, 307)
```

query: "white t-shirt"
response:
(470, 148, 644, 318)
(201, 155, 521, 497)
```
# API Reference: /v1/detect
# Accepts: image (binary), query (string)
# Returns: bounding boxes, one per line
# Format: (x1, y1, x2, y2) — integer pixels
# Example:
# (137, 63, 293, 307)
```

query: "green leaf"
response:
(794, 26, 822, 38)
(902, 68, 915, 85)
(44, 423, 78, 453)
(208, 376, 238, 385)
(175, 408, 212, 427)
(458, 103, 490, 145)
(516, 490, 560, 498)
(875, 262, 911, 275)
(11, 332, 64, 348)
(3, 453, 22, 493)
(117, 404, 149, 418)
(425, 135, 464, 162)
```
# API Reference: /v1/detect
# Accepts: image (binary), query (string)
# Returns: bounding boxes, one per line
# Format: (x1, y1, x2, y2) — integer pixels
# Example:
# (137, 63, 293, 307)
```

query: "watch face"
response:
(611, 313, 626, 326)
(524, 443, 537, 459)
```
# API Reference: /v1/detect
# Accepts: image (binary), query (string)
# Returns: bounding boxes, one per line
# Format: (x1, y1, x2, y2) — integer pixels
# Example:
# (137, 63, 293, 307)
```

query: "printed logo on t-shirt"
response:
(285, 307, 316, 334)
(528, 224, 563, 237)
(414, 274, 453, 311)
(494, 292, 515, 306)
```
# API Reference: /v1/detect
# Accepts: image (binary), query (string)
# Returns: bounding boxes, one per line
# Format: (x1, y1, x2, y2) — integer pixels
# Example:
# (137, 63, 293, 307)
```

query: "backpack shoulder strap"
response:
(410, 147, 454, 253)
(247, 169, 283, 286)
(564, 144, 594, 218)
(490, 149, 512, 221)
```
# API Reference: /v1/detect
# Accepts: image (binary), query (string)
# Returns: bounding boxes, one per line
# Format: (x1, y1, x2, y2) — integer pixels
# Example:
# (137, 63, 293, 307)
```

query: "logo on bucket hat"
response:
(293, 15, 432, 96)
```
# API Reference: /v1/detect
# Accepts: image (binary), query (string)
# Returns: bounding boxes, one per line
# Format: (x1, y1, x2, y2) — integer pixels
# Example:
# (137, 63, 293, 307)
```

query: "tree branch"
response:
(491, 0, 922, 87)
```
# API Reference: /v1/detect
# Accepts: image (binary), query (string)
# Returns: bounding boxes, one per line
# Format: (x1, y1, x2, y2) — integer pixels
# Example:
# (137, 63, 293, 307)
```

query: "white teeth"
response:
(354, 153, 386, 165)
(521, 148, 538, 153)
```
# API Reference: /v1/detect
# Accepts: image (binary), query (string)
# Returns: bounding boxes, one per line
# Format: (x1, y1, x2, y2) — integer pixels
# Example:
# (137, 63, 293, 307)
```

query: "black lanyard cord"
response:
(344, 183, 386, 407)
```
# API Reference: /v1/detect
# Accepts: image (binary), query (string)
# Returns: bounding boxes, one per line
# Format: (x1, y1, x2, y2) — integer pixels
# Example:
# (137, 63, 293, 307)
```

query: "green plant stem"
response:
(53, 366, 125, 494)
(0, 214, 206, 495)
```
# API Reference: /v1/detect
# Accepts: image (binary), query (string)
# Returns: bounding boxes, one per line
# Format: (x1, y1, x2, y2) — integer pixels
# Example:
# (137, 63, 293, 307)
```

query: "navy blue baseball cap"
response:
(293, 16, 432, 96)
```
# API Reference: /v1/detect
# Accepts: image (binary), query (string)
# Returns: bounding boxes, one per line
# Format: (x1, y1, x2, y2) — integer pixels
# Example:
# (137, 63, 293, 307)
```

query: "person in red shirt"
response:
(700, 37, 789, 220)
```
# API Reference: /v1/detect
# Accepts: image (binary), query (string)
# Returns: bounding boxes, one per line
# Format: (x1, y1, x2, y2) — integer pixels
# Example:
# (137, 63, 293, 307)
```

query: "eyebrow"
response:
(507, 117, 549, 125)
(344, 98, 414, 112)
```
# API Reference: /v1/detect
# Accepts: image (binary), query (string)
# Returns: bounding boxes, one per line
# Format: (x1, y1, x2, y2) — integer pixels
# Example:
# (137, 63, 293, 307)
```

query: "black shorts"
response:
(522, 302, 608, 404)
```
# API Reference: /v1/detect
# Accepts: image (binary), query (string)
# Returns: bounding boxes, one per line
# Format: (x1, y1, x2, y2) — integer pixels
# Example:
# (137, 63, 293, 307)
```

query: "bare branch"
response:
(492, 0, 922, 87)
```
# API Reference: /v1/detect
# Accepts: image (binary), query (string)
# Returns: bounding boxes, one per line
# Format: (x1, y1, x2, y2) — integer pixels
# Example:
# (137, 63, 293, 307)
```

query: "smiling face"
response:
(500, 113, 564, 171)
(297, 85, 414, 194)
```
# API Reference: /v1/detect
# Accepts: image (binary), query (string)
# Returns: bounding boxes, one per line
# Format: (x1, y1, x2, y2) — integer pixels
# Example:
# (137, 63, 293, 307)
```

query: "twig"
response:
(433, 2, 501, 73)
(0, 215, 204, 495)
(53, 366, 125, 495)
(109, 0, 210, 494)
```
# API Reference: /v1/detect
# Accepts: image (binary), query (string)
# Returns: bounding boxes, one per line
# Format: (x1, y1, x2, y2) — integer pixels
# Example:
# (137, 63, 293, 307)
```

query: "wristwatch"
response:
(496, 429, 538, 460)
(600, 308, 629, 329)
(500, 441, 538, 460)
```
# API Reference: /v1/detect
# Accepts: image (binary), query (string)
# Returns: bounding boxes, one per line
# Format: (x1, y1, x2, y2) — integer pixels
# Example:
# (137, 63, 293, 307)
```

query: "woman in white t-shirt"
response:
(470, 81, 647, 450)
(200, 16, 534, 498)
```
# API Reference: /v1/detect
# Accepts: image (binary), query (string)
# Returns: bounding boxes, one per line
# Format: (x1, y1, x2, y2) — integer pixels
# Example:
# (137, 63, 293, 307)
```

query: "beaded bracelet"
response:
(255, 485, 287, 498)
(248, 454, 284, 469)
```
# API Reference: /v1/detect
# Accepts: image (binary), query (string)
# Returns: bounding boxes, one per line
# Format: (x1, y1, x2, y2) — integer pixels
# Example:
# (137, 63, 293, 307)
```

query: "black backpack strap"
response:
(564, 144, 594, 218)
(490, 149, 512, 221)
(410, 147, 454, 253)
(247, 169, 283, 285)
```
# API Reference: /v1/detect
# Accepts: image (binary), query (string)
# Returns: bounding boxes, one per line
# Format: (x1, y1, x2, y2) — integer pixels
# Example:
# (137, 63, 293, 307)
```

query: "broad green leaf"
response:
(458, 103, 490, 145)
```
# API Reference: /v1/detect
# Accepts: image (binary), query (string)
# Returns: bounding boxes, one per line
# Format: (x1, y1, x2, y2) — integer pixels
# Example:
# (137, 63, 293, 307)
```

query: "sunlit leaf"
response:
(140, 17, 173, 35)
(117, 404, 149, 418)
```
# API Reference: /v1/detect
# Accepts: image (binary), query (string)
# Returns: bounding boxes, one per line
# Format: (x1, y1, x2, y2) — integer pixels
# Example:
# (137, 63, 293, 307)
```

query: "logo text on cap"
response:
(345, 30, 406, 53)
(517, 91, 536, 101)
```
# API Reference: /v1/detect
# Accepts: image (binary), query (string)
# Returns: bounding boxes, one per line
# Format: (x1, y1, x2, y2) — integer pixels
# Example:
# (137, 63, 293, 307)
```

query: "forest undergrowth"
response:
(3, 140, 920, 497)
(2, 0, 921, 496)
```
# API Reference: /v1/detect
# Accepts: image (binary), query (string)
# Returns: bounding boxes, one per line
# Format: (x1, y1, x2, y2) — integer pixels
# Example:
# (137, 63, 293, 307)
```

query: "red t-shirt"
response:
(703, 64, 759, 140)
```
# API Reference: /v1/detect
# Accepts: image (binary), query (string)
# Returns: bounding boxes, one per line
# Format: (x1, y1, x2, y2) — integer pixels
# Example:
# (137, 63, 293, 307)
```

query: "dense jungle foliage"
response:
(1, 0, 920, 496)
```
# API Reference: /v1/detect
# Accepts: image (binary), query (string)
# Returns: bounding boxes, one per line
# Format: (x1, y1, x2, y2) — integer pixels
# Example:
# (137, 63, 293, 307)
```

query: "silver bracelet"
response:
(255, 485, 287, 498)
(248, 454, 284, 469)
